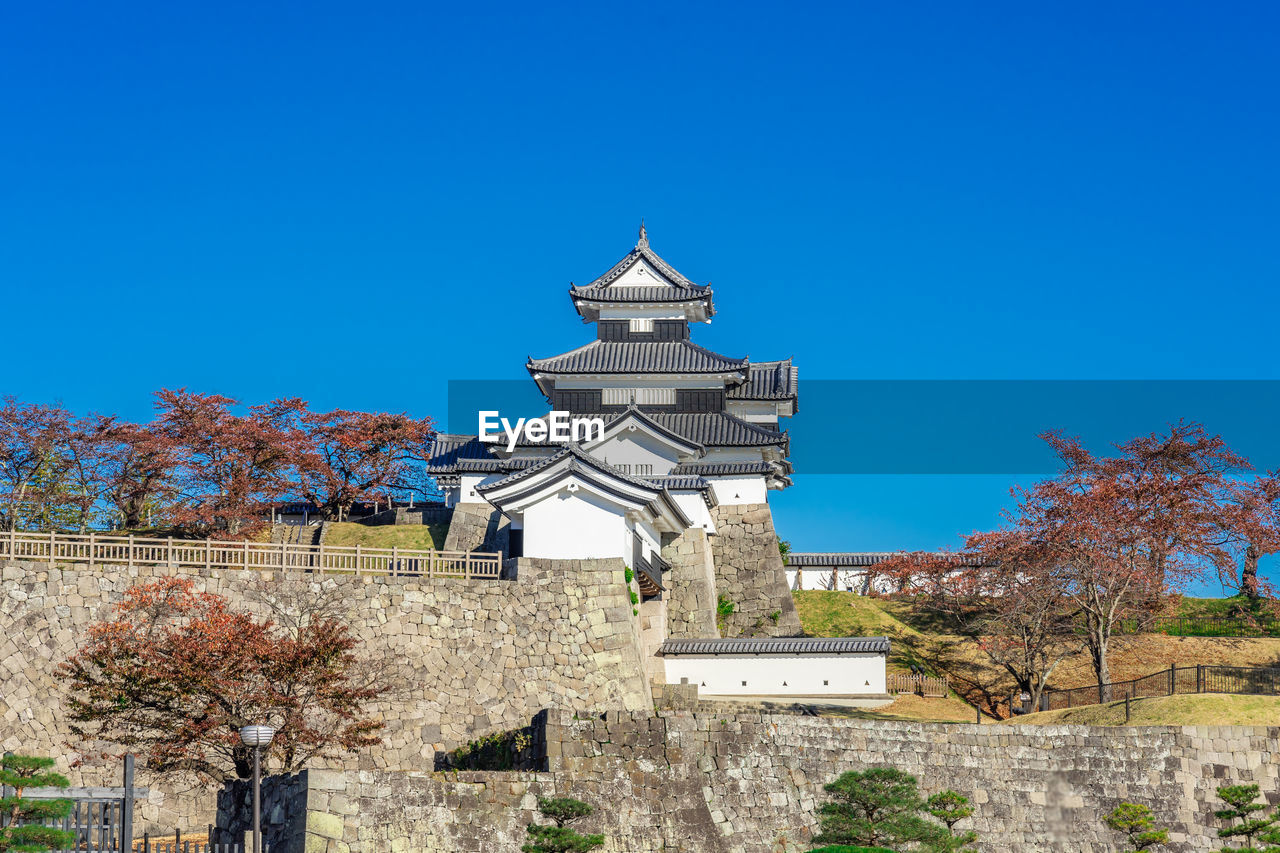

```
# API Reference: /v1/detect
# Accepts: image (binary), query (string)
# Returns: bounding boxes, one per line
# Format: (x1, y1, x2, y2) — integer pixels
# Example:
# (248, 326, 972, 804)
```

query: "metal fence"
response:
(0, 529, 502, 579)
(1150, 614, 1280, 638)
(1040, 664, 1280, 712)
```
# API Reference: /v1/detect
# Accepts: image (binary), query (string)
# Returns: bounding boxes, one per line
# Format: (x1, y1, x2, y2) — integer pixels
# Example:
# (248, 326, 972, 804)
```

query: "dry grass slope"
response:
(1002, 693, 1280, 726)
(322, 521, 450, 551)
(794, 590, 1280, 718)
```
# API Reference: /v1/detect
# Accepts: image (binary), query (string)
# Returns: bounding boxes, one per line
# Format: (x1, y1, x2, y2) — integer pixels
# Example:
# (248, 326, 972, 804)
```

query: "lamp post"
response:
(239, 724, 276, 853)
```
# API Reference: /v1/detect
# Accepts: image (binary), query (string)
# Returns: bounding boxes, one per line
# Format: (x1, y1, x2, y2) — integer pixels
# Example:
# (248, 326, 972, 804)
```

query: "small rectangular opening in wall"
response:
(629, 317, 654, 332)
(823, 680, 829, 686)
(741, 681, 747, 686)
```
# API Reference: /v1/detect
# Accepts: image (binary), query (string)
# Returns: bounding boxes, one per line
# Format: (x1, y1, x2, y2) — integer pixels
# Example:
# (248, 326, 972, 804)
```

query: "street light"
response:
(239, 724, 276, 853)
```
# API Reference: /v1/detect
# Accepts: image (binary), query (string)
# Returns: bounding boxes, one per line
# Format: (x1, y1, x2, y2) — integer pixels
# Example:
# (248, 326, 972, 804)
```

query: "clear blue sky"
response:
(4, 2, 1278, 593)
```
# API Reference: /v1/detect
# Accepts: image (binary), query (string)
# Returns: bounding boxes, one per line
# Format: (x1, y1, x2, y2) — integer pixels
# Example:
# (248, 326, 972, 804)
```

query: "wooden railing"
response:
(0, 529, 503, 579)
(888, 672, 950, 698)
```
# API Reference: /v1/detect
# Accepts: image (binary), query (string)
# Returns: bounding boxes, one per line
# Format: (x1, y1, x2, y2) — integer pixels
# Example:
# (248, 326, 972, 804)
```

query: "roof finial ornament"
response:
(637, 219, 649, 249)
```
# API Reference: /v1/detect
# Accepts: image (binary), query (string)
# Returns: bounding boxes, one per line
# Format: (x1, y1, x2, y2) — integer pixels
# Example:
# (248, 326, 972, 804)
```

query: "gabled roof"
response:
(659, 637, 891, 655)
(502, 411, 787, 452)
(475, 444, 692, 532)
(726, 359, 799, 402)
(528, 340, 747, 376)
(570, 224, 715, 319)
(582, 405, 705, 460)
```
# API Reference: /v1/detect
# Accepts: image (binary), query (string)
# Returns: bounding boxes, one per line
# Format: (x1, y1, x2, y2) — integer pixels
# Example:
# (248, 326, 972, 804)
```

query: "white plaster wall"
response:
(787, 568, 903, 594)
(701, 447, 769, 464)
(521, 489, 630, 560)
(725, 400, 780, 424)
(597, 306, 688, 320)
(788, 568, 870, 593)
(707, 476, 768, 505)
(592, 431, 683, 475)
(632, 517, 661, 562)
(459, 474, 504, 503)
(670, 492, 716, 534)
(663, 653, 887, 696)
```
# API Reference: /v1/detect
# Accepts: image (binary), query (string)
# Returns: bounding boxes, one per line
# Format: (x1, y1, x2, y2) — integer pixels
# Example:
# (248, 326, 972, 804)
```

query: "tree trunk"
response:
(1242, 544, 1260, 601)
(1093, 635, 1111, 702)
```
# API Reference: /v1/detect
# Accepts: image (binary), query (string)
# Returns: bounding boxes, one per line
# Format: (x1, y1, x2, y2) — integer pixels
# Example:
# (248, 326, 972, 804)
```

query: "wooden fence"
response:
(888, 672, 950, 698)
(0, 529, 502, 580)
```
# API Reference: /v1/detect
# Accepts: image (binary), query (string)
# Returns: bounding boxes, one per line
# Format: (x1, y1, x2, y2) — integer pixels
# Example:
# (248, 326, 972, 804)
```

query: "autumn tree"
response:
(155, 389, 301, 538)
(60, 577, 385, 783)
(0, 397, 73, 532)
(870, 542, 1075, 715)
(1032, 423, 1266, 695)
(294, 408, 435, 521)
(99, 420, 176, 530)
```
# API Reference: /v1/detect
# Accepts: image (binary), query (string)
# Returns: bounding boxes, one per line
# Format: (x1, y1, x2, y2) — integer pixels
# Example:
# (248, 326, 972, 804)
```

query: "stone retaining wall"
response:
(0, 557, 650, 831)
(442, 501, 510, 553)
(660, 526, 719, 639)
(708, 504, 802, 637)
(249, 710, 1280, 853)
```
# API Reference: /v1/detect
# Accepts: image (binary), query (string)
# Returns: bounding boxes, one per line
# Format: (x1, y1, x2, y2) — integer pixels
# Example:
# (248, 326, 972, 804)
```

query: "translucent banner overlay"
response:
(447, 380, 1280, 474)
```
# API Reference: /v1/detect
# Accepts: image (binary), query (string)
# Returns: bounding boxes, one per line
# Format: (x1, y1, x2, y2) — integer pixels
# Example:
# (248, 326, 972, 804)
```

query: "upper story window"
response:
(602, 387, 675, 406)
(629, 317, 654, 332)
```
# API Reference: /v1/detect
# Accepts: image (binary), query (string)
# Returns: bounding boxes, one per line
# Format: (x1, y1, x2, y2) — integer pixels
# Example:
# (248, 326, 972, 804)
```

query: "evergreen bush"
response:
(0, 755, 77, 853)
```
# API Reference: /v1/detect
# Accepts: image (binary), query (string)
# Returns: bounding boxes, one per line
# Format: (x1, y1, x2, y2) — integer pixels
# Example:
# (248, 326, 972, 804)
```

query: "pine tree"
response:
(1214, 784, 1278, 852)
(1105, 803, 1169, 850)
(814, 767, 943, 849)
(0, 755, 77, 853)
(522, 797, 604, 853)
(923, 790, 978, 852)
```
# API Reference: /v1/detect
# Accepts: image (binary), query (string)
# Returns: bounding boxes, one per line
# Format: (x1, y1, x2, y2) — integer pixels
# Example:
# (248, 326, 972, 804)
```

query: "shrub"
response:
(523, 796, 604, 853)
(0, 755, 77, 853)
(814, 767, 940, 849)
(923, 790, 978, 851)
(814, 767, 979, 852)
(1104, 803, 1168, 850)
(807, 847, 896, 853)
(1213, 784, 1280, 850)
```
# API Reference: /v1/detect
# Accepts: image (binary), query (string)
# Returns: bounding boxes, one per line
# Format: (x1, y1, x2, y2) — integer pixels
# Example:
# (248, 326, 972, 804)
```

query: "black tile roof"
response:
(570, 228, 715, 316)
(786, 552, 987, 567)
(475, 443, 663, 496)
(645, 475, 711, 491)
(727, 359, 798, 401)
(560, 411, 787, 450)
(528, 341, 747, 375)
(426, 434, 499, 474)
(671, 461, 790, 476)
(658, 637, 891, 655)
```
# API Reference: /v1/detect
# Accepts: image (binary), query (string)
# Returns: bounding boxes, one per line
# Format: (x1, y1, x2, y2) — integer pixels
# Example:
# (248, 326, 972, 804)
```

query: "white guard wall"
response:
(670, 492, 716, 533)
(663, 653, 887, 696)
(788, 568, 871, 593)
(520, 488, 630, 561)
(707, 476, 768, 505)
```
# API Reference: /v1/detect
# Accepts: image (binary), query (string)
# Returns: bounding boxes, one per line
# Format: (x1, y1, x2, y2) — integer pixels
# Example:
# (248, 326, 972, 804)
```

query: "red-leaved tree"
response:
(156, 390, 301, 538)
(294, 408, 435, 520)
(60, 577, 385, 782)
(0, 396, 74, 531)
(98, 420, 177, 530)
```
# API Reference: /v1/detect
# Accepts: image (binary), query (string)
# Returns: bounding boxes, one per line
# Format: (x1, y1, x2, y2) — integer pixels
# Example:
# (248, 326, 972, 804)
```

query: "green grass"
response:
(322, 521, 449, 551)
(1002, 693, 1280, 727)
